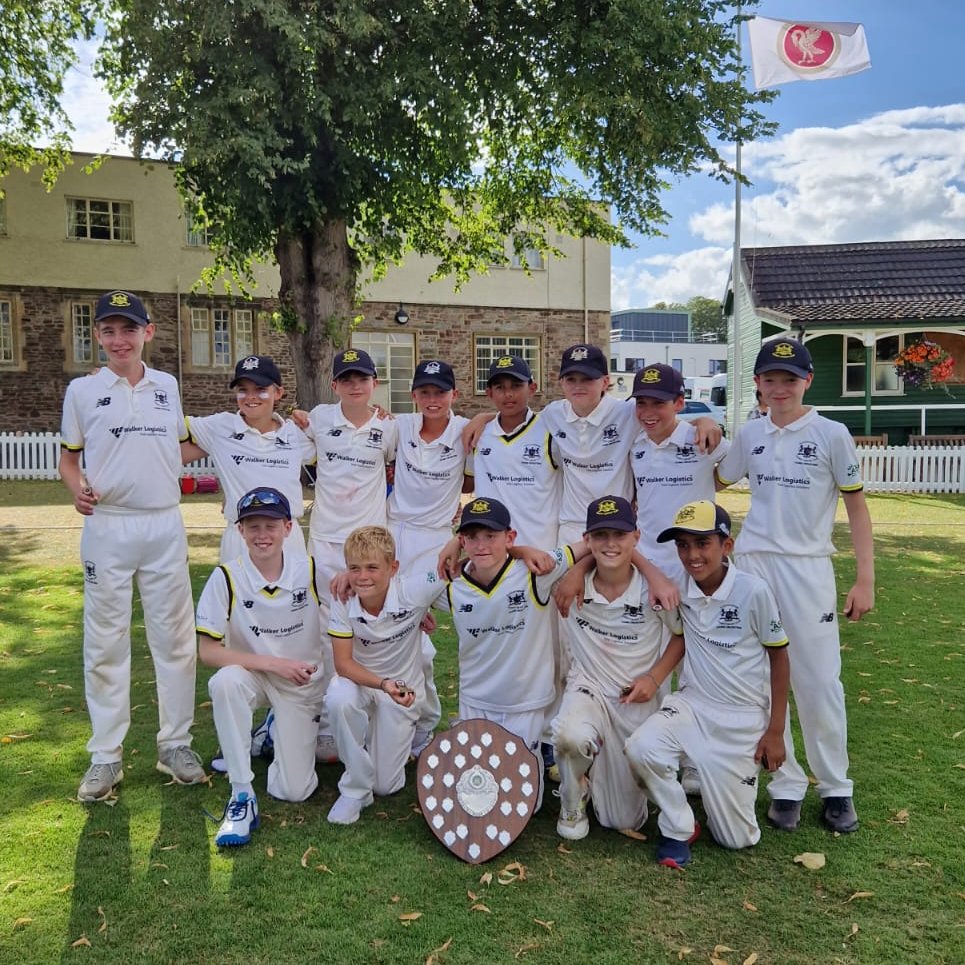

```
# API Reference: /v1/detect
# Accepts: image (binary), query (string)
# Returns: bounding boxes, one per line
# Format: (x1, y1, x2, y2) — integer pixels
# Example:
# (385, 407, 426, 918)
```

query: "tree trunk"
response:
(275, 219, 359, 410)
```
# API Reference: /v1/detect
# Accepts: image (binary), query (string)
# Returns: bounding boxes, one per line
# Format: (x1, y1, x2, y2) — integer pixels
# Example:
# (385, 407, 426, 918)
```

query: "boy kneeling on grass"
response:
(625, 501, 790, 869)
(196, 487, 327, 847)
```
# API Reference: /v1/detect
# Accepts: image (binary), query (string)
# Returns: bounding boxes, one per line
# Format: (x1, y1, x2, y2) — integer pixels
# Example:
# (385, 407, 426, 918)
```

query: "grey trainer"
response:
(767, 798, 802, 831)
(78, 762, 123, 802)
(156, 745, 206, 784)
(822, 796, 859, 833)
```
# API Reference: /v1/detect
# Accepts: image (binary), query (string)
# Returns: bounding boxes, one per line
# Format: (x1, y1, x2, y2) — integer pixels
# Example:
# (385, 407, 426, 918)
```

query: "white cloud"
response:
(60, 38, 131, 156)
(616, 103, 965, 308)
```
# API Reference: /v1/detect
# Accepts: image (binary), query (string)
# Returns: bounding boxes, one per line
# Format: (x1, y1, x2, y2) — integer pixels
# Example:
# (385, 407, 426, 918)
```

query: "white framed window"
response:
(69, 302, 108, 367)
(510, 243, 545, 271)
(843, 334, 909, 396)
(190, 306, 257, 369)
(67, 197, 134, 242)
(0, 300, 16, 364)
(350, 330, 417, 413)
(186, 224, 211, 247)
(474, 335, 541, 393)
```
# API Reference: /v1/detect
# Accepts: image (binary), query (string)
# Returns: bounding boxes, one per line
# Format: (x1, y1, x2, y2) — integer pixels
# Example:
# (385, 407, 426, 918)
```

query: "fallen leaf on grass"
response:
(617, 828, 647, 841)
(71, 936, 92, 948)
(158, 845, 178, 852)
(533, 919, 554, 930)
(97, 906, 107, 934)
(793, 852, 826, 871)
(470, 903, 491, 913)
(743, 954, 759, 965)
(713, 946, 736, 956)
(677, 948, 694, 960)
(844, 891, 874, 903)
(398, 912, 423, 924)
(390, 895, 401, 903)
(300, 846, 317, 868)
(13, 918, 33, 930)
(425, 936, 453, 965)
(479, 872, 493, 886)
(55, 884, 74, 894)
(514, 942, 539, 959)
(557, 844, 572, 854)
(314, 864, 333, 874)
(87, 830, 111, 838)
(890, 808, 910, 824)
(2, 880, 26, 893)
(845, 923, 859, 941)
(742, 900, 758, 912)
(266, 847, 274, 859)
(497, 861, 526, 885)
(710, 958, 728, 965)
(467, 890, 479, 901)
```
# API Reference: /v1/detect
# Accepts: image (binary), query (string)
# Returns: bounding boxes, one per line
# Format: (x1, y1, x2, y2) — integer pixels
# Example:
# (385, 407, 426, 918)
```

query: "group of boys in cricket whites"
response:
(60, 289, 873, 868)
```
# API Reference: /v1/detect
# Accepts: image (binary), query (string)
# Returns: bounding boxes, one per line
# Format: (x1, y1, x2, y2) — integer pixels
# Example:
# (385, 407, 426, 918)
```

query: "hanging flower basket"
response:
(894, 339, 955, 393)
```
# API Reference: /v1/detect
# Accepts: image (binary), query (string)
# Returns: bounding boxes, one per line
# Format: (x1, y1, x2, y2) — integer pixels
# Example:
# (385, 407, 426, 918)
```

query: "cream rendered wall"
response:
(1, 152, 609, 312)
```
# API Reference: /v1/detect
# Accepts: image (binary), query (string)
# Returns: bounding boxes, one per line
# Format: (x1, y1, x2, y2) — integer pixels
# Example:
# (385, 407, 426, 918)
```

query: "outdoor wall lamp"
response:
(394, 302, 410, 326)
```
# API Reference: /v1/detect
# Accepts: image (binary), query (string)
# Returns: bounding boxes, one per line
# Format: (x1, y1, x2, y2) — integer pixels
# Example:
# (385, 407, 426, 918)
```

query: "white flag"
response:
(747, 16, 871, 90)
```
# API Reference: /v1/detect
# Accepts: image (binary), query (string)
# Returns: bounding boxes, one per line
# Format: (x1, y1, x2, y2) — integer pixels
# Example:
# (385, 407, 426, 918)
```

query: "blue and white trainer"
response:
(215, 792, 260, 847)
(250, 710, 275, 760)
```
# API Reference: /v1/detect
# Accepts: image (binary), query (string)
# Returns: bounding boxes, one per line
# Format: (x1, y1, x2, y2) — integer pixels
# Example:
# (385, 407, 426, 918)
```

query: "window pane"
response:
(845, 337, 865, 364)
(474, 335, 540, 392)
(72, 304, 93, 363)
(213, 309, 231, 366)
(191, 309, 210, 366)
(234, 310, 254, 359)
(67, 199, 87, 238)
(113, 202, 133, 241)
(875, 362, 899, 392)
(845, 366, 865, 393)
(875, 335, 900, 363)
(0, 302, 12, 362)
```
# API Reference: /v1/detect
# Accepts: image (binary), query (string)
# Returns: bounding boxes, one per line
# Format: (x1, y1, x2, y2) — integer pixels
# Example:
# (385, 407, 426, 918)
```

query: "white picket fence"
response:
(0, 432, 218, 480)
(1, 432, 964, 493)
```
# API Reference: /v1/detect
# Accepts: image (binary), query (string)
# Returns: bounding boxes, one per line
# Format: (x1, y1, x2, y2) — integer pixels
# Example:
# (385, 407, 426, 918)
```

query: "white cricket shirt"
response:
(196, 552, 322, 664)
(566, 569, 683, 699)
(439, 547, 574, 713)
(539, 396, 636, 531)
(186, 412, 315, 521)
(631, 420, 729, 576)
(677, 564, 788, 712)
(61, 365, 185, 511)
(716, 409, 863, 557)
(305, 403, 398, 542)
(466, 408, 561, 549)
(387, 412, 469, 529)
(327, 571, 446, 688)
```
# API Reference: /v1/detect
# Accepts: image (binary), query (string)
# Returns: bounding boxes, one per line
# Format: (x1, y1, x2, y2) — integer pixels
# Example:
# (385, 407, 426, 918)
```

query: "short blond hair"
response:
(343, 526, 396, 565)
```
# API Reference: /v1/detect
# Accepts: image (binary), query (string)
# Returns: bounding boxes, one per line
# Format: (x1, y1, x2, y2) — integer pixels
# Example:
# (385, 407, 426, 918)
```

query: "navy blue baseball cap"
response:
(457, 497, 512, 533)
(412, 359, 456, 391)
(631, 363, 685, 401)
(585, 495, 637, 534)
(230, 355, 282, 388)
(754, 339, 813, 379)
(237, 487, 292, 521)
(487, 355, 533, 385)
(333, 348, 377, 378)
(559, 343, 608, 378)
(95, 290, 150, 326)
(657, 501, 731, 542)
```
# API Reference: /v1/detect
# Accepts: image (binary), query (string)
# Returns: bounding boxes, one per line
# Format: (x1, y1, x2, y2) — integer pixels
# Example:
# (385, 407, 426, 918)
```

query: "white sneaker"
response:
(78, 762, 123, 802)
(556, 783, 590, 841)
(680, 765, 702, 797)
(215, 793, 260, 846)
(315, 733, 339, 764)
(250, 710, 275, 759)
(327, 793, 372, 825)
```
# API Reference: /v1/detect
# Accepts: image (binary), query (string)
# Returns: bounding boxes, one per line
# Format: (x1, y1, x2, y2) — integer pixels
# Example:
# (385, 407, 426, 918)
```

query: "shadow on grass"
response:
(0, 526, 43, 565)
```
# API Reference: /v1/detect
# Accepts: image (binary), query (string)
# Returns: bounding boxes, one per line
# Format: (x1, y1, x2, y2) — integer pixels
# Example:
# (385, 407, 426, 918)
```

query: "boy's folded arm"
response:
(630, 550, 679, 610)
(553, 555, 593, 617)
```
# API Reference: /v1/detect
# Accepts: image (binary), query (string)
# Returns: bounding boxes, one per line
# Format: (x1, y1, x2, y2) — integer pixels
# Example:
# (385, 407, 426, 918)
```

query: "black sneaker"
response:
(767, 798, 802, 831)
(822, 796, 859, 833)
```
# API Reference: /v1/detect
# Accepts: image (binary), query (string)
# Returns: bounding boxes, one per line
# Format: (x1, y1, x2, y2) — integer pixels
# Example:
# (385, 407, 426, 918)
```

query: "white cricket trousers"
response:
(389, 519, 448, 737)
(552, 683, 656, 831)
(220, 518, 307, 565)
(80, 506, 197, 764)
(735, 552, 852, 800)
(327, 676, 418, 801)
(208, 664, 324, 802)
(625, 692, 766, 849)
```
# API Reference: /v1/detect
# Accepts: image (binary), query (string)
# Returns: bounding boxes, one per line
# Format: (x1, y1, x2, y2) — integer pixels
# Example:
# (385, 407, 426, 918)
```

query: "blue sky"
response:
(61, 2, 965, 310)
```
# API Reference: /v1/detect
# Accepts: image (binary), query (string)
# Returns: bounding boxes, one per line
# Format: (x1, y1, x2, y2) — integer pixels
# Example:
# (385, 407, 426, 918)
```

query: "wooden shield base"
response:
(416, 719, 542, 864)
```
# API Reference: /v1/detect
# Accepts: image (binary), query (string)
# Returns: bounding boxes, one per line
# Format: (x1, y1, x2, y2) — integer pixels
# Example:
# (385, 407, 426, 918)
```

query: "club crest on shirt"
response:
(795, 441, 819, 465)
(291, 588, 309, 611)
(717, 605, 742, 629)
(154, 390, 170, 409)
(601, 424, 620, 445)
(275, 436, 292, 449)
(675, 444, 698, 464)
(367, 428, 383, 448)
(846, 462, 860, 479)
(621, 603, 646, 624)
(84, 560, 97, 584)
(506, 589, 528, 612)
(521, 444, 542, 465)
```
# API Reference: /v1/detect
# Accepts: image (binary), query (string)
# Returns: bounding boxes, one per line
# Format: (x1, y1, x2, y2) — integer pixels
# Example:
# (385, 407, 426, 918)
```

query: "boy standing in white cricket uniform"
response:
(60, 290, 204, 801)
(626, 501, 790, 868)
(716, 339, 874, 834)
(196, 488, 326, 846)
(387, 359, 469, 753)
(629, 363, 729, 585)
(552, 496, 684, 841)
(467, 355, 561, 550)
(326, 526, 446, 825)
(183, 355, 315, 563)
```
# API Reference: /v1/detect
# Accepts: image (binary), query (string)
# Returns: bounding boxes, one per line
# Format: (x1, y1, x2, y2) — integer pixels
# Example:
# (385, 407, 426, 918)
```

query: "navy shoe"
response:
(250, 710, 275, 760)
(656, 822, 700, 869)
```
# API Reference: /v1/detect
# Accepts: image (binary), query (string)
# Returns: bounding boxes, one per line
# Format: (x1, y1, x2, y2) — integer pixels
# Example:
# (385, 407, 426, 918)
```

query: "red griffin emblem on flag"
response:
(780, 24, 839, 72)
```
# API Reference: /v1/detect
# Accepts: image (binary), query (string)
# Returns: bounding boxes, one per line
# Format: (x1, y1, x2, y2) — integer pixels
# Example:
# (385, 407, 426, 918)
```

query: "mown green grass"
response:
(0, 487, 963, 964)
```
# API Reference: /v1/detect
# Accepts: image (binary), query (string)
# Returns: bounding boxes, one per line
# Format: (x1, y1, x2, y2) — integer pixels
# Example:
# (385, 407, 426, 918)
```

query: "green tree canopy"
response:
(653, 296, 726, 341)
(1, 1, 106, 187)
(100, 0, 772, 405)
